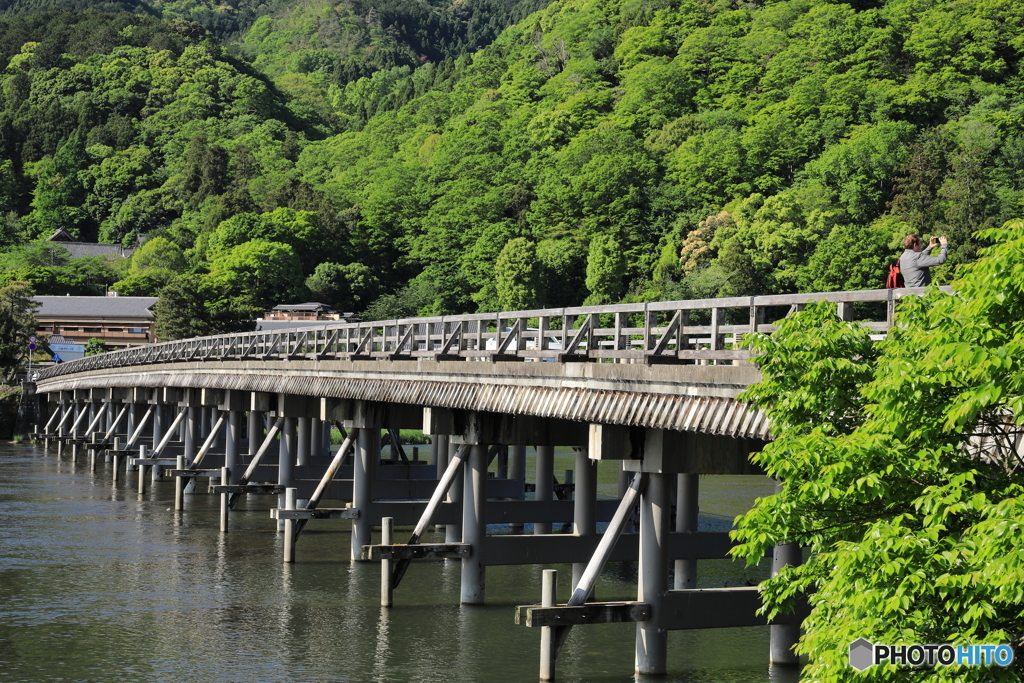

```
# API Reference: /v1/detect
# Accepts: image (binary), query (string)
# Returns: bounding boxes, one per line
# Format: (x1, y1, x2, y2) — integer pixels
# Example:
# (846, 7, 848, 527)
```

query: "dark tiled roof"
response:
(272, 302, 333, 312)
(47, 335, 77, 345)
(34, 296, 158, 319)
(62, 243, 134, 259)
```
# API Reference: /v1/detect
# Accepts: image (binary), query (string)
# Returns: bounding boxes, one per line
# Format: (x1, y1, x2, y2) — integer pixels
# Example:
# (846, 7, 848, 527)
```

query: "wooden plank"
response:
(362, 543, 471, 560)
(660, 587, 765, 629)
(271, 507, 358, 520)
(209, 484, 285, 494)
(129, 457, 179, 466)
(516, 601, 651, 627)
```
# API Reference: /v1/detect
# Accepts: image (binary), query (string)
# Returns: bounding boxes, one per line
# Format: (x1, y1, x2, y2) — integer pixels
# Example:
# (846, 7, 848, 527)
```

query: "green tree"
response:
(494, 237, 541, 311)
(153, 275, 216, 342)
(304, 261, 381, 312)
(732, 219, 1024, 681)
(536, 238, 586, 308)
(84, 338, 106, 356)
(129, 236, 187, 275)
(206, 239, 306, 315)
(584, 233, 626, 305)
(0, 281, 38, 380)
(27, 132, 91, 239)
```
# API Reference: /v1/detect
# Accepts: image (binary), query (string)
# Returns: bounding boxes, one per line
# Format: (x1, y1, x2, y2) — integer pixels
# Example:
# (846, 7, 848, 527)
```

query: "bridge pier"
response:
(461, 442, 487, 604)
(509, 444, 526, 532)
(352, 419, 379, 560)
(279, 416, 296, 532)
(183, 393, 199, 494)
(635, 469, 671, 675)
(444, 440, 462, 545)
(534, 445, 554, 535)
(224, 391, 243, 485)
(675, 472, 699, 589)
(770, 481, 802, 665)
(572, 446, 597, 593)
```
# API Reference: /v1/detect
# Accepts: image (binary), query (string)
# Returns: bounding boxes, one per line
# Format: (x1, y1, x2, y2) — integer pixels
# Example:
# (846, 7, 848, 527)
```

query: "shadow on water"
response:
(0, 444, 801, 682)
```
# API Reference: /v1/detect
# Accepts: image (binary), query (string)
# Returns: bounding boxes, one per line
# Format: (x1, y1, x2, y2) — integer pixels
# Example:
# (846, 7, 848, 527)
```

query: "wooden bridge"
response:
(28, 286, 928, 679)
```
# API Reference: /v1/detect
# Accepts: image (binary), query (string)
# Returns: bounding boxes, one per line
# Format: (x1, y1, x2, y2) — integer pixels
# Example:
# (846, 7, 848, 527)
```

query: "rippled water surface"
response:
(0, 443, 799, 682)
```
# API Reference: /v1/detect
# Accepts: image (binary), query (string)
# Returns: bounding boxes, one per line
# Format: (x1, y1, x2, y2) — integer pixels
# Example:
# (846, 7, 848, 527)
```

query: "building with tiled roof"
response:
(34, 295, 158, 348)
(47, 228, 136, 260)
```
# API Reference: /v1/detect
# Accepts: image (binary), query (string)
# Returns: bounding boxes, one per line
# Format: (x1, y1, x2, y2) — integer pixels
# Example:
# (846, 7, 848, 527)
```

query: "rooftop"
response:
(34, 296, 159, 319)
(272, 302, 334, 312)
(46, 228, 135, 259)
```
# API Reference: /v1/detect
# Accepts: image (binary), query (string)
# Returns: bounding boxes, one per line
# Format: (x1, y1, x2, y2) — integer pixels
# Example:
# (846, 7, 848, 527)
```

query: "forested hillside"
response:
(1, 0, 1022, 334)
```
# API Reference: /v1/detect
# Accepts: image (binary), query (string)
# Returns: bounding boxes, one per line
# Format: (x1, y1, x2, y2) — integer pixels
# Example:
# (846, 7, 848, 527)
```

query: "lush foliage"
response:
(732, 220, 1024, 680)
(0, 280, 37, 379)
(83, 337, 106, 355)
(2, 0, 1024, 334)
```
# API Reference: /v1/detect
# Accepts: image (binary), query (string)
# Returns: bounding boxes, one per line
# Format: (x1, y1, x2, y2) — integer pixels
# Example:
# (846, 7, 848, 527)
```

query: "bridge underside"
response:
(36, 359, 769, 442)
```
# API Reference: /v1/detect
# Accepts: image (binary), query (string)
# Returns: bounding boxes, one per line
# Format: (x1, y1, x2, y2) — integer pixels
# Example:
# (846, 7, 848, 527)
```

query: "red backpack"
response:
(886, 259, 904, 289)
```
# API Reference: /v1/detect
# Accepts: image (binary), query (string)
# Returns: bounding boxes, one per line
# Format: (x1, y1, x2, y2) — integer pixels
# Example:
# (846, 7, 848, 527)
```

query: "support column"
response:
(461, 443, 487, 604)
(225, 408, 240, 484)
(352, 426, 380, 560)
(177, 405, 186, 443)
(674, 473, 699, 589)
(572, 446, 597, 590)
(433, 434, 450, 532)
(433, 434, 449, 476)
(185, 405, 198, 463)
(509, 444, 526, 532)
(635, 471, 670, 676)
(534, 445, 554, 534)
(151, 402, 163, 449)
(297, 416, 311, 467)
(770, 483, 802, 665)
(310, 417, 323, 462)
(322, 420, 332, 455)
(278, 416, 296, 532)
(183, 403, 198, 493)
(151, 404, 165, 483)
(496, 446, 508, 479)
(126, 402, 137, 444)
(248, 409, 263, 460)
(445, 441, 462, 544)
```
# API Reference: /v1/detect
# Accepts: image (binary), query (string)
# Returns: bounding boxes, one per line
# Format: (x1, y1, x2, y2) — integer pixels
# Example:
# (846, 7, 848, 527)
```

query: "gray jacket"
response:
(901, 244, 948, 288)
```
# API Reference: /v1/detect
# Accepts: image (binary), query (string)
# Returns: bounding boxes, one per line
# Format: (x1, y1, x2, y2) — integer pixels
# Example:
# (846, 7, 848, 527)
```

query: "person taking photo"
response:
(900, 234, 948, 287)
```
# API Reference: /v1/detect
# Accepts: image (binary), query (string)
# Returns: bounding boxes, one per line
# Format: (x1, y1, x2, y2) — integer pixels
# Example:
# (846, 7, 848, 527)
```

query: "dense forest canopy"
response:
(0, 0, 1021, 329)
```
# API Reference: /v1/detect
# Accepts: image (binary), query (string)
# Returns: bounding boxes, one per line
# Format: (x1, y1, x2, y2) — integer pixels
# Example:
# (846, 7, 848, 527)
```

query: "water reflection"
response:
(0, 444, 794, 682)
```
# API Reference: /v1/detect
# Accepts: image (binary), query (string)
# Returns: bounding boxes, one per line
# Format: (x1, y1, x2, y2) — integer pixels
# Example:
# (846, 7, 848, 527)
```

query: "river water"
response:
(0, 443, 800, 682)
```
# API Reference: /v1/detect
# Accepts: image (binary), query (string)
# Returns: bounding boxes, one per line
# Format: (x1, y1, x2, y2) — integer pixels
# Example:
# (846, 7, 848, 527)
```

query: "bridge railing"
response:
(35, 287, 935, 380)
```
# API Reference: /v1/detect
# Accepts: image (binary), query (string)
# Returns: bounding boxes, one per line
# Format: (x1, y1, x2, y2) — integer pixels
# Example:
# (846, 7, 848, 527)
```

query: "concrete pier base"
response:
(534, 445, 554, 535)
(445, 441, 462, 544)
(351, 427, 379, 560)
(635, 472, 670, 676)
(278, 417, 296, 532)
(674, 473, 699, 589)
(572, 446, 597, 592)
(461, 444, 487, 604)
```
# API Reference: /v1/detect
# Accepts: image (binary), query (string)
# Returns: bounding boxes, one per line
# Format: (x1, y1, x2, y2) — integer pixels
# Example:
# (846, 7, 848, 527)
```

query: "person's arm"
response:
(918, 237, 948, 266)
